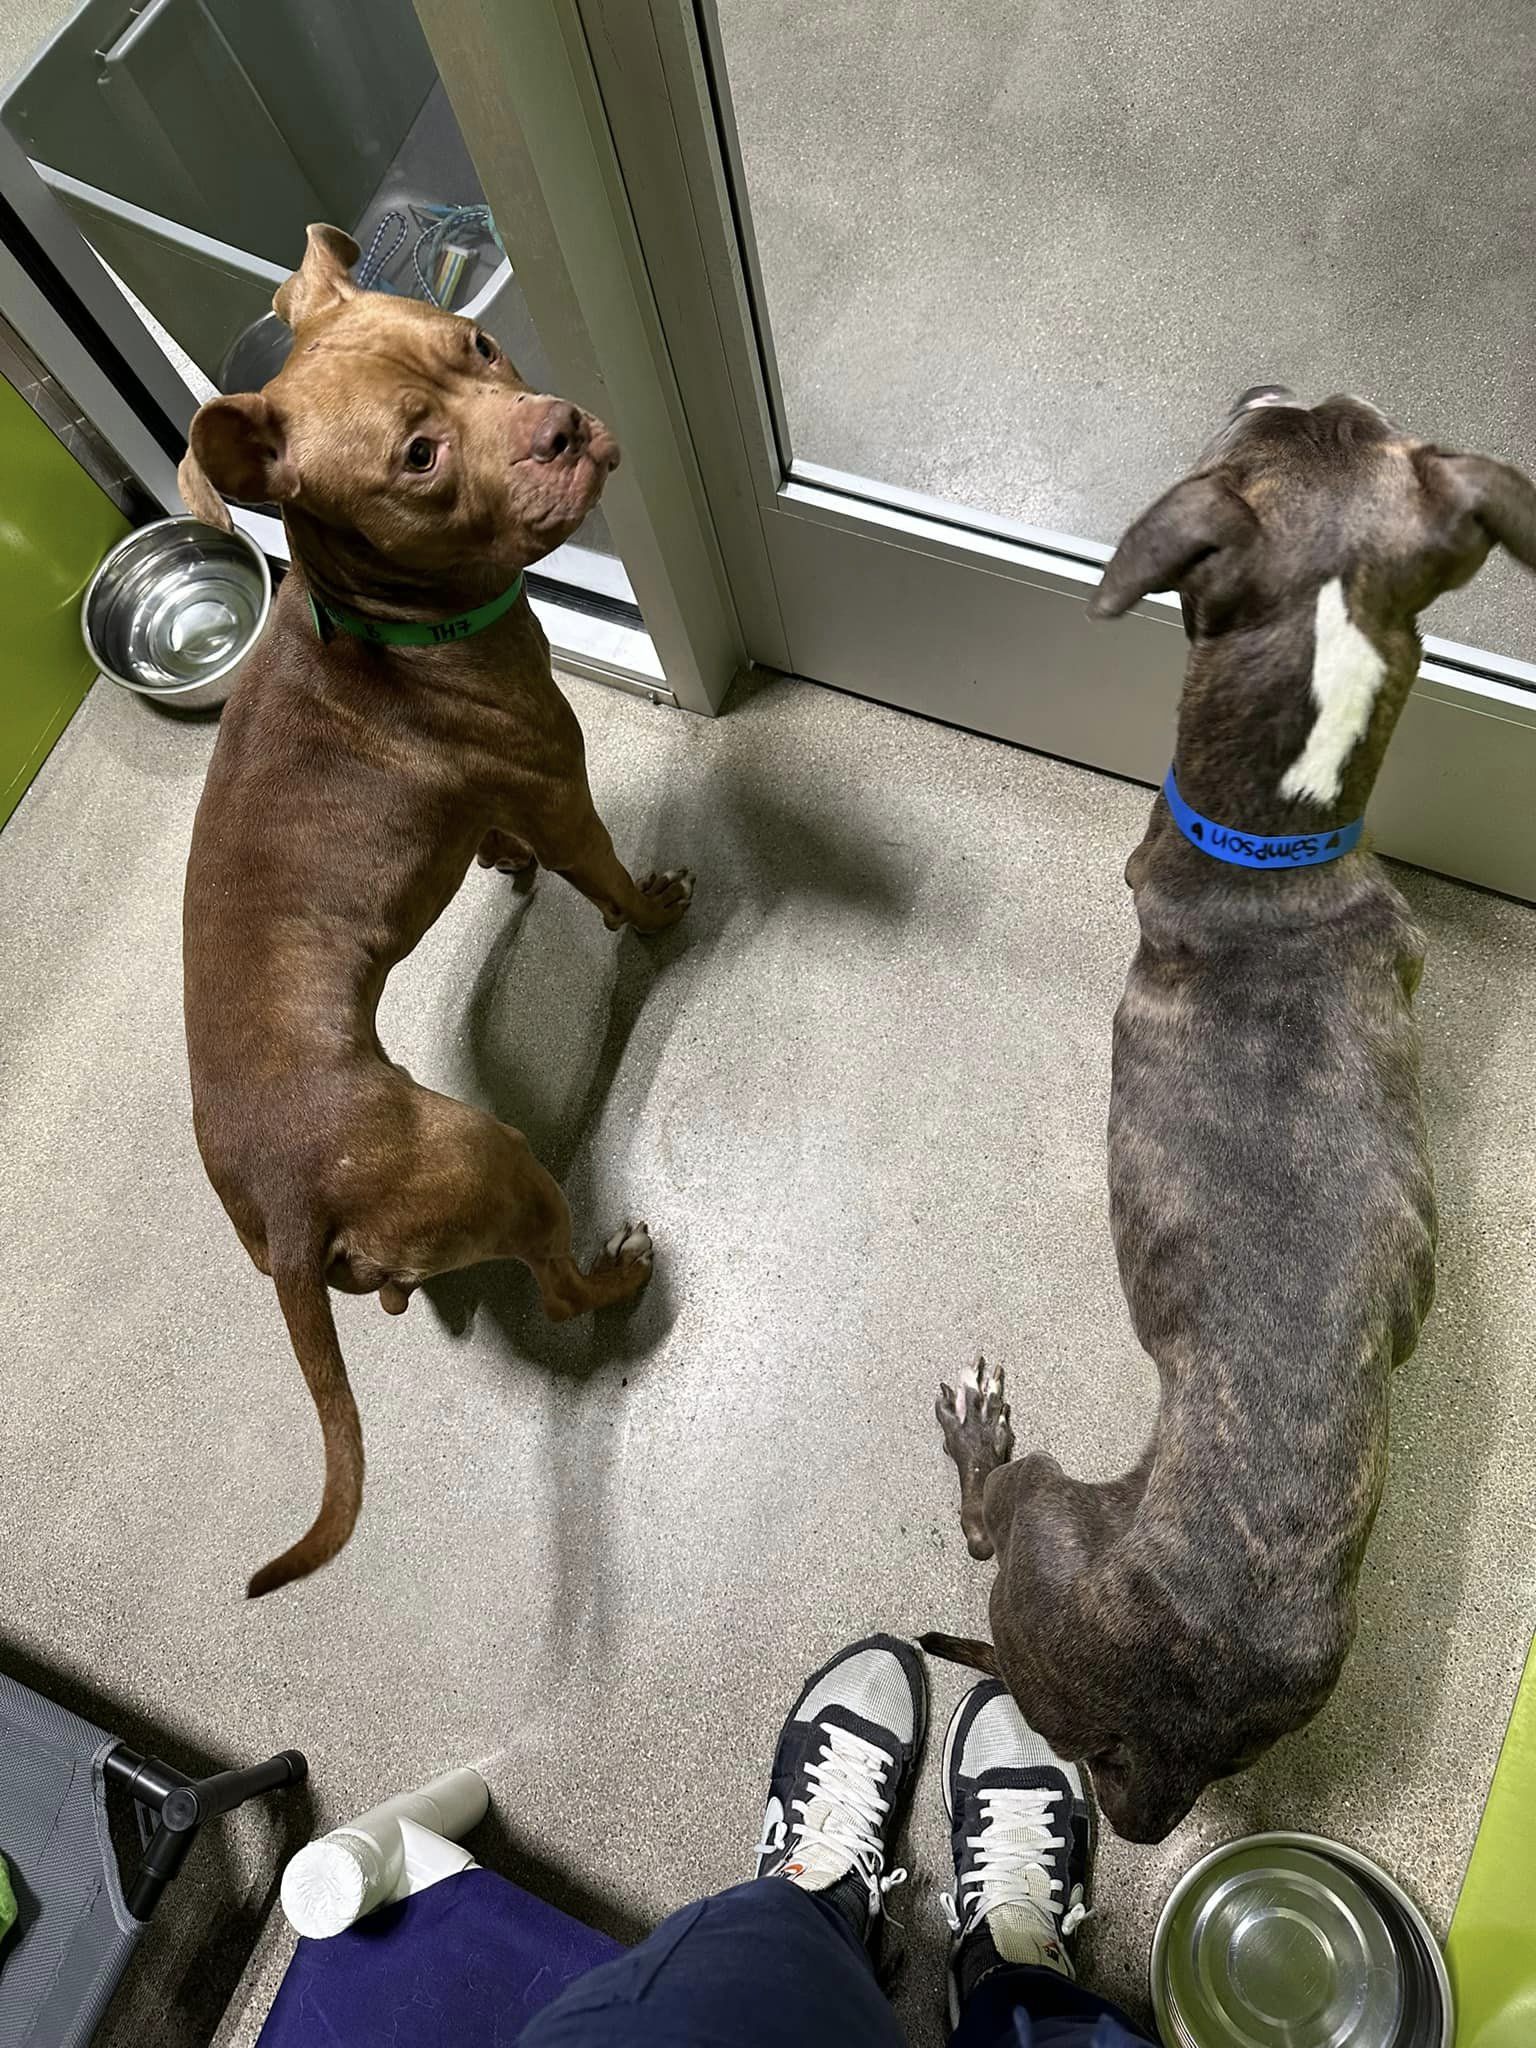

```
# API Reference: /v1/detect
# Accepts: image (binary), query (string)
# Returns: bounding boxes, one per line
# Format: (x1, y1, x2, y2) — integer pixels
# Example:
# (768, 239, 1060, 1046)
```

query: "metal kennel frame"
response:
(0, 1670, 305, 2048)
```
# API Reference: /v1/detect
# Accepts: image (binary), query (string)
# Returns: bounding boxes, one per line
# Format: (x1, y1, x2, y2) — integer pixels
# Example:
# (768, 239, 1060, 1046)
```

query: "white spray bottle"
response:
(281, 1765, 489, 1939)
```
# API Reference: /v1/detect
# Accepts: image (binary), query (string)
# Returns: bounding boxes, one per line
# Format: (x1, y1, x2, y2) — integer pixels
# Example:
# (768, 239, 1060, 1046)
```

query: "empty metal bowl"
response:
(218, 309, 293, 394)
(1151, 1832, 1451, 2048)
(83, 517, 271, 711)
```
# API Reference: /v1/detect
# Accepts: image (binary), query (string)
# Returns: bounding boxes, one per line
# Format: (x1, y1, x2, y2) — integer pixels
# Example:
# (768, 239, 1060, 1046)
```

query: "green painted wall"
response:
(1, 372, 128, 833)
(1446, 1633, 1536, 2046)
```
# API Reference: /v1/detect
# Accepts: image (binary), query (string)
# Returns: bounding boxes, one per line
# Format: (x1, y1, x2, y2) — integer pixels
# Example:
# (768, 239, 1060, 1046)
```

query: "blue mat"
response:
(257, 1869, 622, 2046)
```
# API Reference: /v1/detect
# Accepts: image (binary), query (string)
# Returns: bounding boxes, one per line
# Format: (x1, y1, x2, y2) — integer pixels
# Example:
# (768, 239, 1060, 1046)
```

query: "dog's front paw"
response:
(635, 867, 695, 931)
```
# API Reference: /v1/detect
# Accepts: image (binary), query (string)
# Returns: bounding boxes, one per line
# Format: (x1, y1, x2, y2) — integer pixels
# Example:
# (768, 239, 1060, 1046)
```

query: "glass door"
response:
(0, 0, 667, 694)
(575, 0, 1536, 897)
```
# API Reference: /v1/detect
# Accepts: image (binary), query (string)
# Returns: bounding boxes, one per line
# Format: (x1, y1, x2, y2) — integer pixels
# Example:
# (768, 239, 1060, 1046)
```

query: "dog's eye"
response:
(474, 333, 497, 363)
(404, 437, 437, 472)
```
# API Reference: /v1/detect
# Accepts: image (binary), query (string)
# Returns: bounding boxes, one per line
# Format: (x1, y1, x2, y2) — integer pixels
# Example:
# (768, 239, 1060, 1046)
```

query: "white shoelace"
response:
(758, 1724, 908, 1901)
(940, 1785, 1087, 1941)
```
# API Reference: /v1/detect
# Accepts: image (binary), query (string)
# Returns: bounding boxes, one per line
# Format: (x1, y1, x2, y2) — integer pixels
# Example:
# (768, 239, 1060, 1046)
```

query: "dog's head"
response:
(178, 225, 619, 589)
(1091, 388, 1536, 640)
(1091, 390, 1536, 816)
(1083, 1684, 1325, 1845)
(1003, 1610, 1345, 1844)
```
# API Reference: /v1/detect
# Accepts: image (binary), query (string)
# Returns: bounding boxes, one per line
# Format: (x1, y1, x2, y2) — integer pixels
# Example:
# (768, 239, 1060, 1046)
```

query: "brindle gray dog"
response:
(928, 389, 1536, 1842)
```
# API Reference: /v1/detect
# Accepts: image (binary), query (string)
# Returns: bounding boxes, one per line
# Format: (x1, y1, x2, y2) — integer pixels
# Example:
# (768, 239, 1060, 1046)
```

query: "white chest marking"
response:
(1279, 578, 1386, 807)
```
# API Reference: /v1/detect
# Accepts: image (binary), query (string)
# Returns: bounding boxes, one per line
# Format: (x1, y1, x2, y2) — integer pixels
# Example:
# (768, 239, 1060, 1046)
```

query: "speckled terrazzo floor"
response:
(2, 670, 1533, 2044)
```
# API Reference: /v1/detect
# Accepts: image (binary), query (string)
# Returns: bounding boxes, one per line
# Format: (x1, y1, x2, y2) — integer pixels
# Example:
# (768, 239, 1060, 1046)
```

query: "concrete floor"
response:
(2, 671, 1535, 2044)
(718, 0, 1536, 663)
(0, 0, 60, 79)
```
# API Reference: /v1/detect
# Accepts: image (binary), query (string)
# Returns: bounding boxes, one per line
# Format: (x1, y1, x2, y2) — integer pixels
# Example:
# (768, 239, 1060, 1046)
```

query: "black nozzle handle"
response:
(123, 1812, 197, 1919)
(116, 1749, 308, 1919)
(166, 1749, 308, 1826)
(101, 1746, 190, 1811)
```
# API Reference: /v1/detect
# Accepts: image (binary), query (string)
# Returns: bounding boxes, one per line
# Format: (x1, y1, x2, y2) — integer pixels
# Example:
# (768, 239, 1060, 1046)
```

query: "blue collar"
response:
(1162, 769, 1364, 870)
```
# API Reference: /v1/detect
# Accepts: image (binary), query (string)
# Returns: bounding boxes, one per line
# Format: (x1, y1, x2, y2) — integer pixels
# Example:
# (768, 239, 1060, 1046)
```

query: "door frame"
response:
(559, 0, 1536, 899)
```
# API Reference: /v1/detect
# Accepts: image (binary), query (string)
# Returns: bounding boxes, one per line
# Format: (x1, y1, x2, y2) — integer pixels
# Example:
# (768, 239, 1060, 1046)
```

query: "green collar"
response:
(308, 571, 525, 647)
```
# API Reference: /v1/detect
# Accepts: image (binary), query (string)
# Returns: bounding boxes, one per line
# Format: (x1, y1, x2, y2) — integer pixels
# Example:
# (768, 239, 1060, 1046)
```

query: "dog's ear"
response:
(177, 443, 233, 532)
(274, 223, 361, 331)
(179, 394, 297, 526)
(1089, 474, 1259, 620)
(1431, 452, 1536, 571)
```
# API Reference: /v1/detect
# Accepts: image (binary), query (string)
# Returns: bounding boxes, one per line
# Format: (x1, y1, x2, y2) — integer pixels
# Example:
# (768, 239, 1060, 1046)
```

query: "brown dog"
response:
(930, 390, 1536, 1839)
(180, 226, 693, 1598)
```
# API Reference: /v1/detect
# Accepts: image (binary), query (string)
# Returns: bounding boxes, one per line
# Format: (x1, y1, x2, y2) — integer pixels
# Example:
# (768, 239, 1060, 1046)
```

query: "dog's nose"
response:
(529, 403, 584, 463)
(1231, 384, 1297, 415)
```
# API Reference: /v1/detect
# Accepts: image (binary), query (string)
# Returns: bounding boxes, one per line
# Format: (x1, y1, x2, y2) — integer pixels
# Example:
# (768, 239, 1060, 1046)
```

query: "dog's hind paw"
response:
(938, 1355, 1011, 1448)
(601, 1220, 653, 1271)
(576, 1220, 654, 1310)
(634, 868, 695, 930)
(937, 1355, 1013, 1560)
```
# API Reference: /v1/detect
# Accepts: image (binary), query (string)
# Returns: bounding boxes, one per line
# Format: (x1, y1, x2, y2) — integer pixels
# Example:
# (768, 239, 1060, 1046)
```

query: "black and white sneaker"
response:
(755, 1634, 927, 1944)
(941, 1680, 1094, 2015)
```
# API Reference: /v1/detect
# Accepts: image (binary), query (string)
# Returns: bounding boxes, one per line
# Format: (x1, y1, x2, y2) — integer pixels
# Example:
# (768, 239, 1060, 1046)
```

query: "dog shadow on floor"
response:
(0, 1635, 315, 2048)
(422, 704, 922, 1662)
(420, 870, 688, 1381)
(1201, 871, 1508, 1876)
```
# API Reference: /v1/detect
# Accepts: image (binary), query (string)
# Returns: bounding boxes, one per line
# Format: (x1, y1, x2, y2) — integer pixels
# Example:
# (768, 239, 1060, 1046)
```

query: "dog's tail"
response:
(918, 1631, 1002, 1676)
(248, 1234, 364, 1599)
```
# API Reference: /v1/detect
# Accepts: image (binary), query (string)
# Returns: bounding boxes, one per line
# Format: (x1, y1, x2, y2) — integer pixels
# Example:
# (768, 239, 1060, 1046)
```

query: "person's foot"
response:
(755, 1634, 927, 1944)
(941, 1680, 1094, 2015)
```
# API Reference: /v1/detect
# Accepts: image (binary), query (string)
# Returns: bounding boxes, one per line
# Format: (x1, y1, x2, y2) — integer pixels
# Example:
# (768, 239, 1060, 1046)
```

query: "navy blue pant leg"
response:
(953, 1962, 1160, 2048)
(518, 1878, 1159, 2048)
(517, 1878, 906, 2048)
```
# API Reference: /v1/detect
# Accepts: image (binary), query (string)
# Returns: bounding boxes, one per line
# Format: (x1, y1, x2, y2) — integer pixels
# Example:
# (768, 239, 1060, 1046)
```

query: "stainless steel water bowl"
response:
(218, 309, 293, 395)
(83, 516, 271, 711)
(1151, 1832, 1452, 2048)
